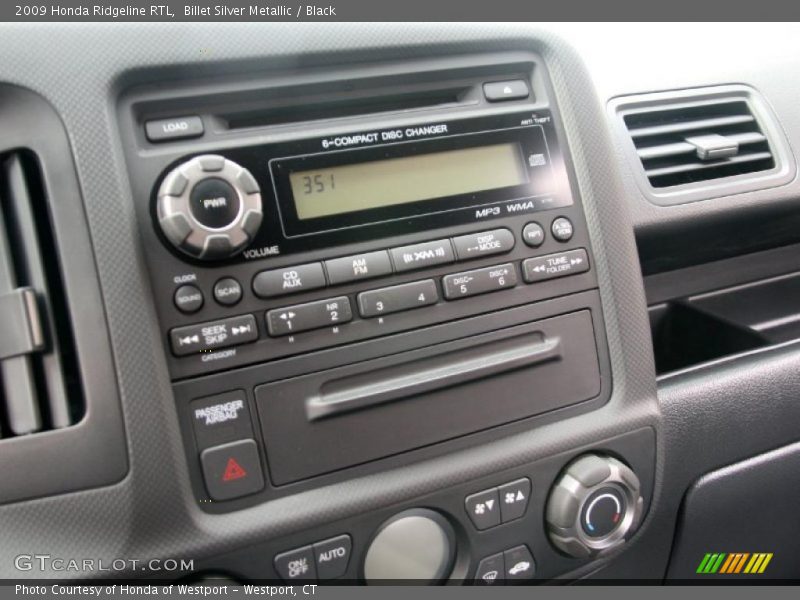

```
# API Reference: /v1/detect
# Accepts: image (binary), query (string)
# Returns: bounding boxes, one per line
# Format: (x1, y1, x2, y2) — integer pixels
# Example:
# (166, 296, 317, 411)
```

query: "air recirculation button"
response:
(545, 454, 643, 558)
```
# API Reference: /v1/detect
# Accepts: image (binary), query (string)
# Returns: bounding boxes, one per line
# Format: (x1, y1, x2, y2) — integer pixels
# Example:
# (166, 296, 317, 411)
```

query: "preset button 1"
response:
(266, 297, 352, 336)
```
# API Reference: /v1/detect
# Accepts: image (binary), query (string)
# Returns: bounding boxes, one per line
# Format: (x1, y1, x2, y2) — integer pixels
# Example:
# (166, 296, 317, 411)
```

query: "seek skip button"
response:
(313, 535, 352, 580)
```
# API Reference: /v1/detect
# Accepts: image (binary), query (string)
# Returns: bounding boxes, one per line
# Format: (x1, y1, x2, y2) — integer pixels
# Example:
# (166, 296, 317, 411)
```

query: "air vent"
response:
(626, 100, 774, 188)
(0, 152, 84, 439)
(610, 85, 795, 206)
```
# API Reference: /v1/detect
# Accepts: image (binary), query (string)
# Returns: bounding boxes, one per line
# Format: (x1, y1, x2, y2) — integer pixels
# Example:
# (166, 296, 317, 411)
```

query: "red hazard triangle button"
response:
(222, 457, 247, 482)
(201, 440, 265, 501)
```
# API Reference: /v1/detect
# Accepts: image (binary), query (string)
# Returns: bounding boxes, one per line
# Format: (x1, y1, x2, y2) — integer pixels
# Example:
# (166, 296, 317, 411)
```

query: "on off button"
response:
(189, 178, 241, 229)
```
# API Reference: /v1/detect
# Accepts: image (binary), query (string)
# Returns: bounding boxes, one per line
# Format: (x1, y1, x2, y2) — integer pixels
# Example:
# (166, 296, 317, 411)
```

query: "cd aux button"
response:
(390, 239, 455, 272)
(266, 297, 352, 337)
(252, 263, 326, 298)
(325, 250, 393, 285)
(452, 228, 515, 261)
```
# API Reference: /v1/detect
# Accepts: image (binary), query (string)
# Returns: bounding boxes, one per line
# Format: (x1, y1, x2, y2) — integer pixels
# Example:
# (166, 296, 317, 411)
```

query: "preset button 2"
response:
(266, 297, 352, 336)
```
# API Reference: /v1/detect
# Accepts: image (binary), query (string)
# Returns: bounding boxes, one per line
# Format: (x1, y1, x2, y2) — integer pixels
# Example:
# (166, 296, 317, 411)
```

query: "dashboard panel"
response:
(0, 21, 799, 585)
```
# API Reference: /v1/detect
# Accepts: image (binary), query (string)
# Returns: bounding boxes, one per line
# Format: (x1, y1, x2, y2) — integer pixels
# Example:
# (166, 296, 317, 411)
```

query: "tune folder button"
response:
(266, 297, 352, 337)
(522, 249, 589, 283)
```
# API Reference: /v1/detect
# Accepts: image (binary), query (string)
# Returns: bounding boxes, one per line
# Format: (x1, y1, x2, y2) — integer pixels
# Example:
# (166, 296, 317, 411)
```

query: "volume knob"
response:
(156, 154, 263, 260)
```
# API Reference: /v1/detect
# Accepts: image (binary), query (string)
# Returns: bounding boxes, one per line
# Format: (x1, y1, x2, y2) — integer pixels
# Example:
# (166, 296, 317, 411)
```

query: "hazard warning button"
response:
(200, 439, 264, 501)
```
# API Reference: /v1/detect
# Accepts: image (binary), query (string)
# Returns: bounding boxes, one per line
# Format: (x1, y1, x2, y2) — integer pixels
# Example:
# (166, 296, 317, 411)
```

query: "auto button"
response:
(313, 535, 352, 580)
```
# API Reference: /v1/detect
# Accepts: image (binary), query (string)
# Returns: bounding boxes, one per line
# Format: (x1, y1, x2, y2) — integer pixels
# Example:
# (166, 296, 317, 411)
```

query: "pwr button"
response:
(200, 439, 264, 501)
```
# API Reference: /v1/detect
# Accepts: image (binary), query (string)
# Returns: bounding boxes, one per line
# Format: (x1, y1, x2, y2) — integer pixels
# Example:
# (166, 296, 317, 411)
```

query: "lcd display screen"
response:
(289, 142, 528, 220)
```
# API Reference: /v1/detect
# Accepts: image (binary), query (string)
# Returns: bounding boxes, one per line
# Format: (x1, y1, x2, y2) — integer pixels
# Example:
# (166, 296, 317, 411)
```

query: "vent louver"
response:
(625, 100, 775, 188)
(610, 85, 795, 206)
(0, 152, 84, 438)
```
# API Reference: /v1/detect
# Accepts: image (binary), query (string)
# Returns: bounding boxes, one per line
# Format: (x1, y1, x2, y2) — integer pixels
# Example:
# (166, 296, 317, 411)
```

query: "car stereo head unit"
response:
(154, 110, 572, 263)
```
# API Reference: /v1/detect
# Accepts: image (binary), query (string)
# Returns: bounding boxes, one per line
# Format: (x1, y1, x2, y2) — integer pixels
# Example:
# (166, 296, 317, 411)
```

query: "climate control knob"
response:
(363, 509, 455, 584)
(545, 454, 643, 558)
(156, 154, 263, 260)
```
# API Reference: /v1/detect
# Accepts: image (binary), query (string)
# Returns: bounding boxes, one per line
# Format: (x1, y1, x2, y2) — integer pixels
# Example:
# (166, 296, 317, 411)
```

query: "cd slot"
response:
(218, 87, 471, 130)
